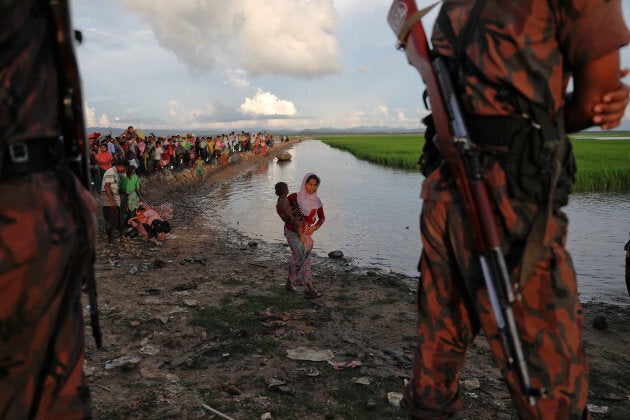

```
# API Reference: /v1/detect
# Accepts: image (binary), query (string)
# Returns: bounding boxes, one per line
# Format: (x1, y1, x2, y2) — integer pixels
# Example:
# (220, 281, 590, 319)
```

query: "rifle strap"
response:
(436, 0, 487, 65)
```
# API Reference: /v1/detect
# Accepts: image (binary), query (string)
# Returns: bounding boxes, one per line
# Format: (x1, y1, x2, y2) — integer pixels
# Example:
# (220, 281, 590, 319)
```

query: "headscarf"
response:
(137, 139, 146, 154)
(297, 172, 322, 216)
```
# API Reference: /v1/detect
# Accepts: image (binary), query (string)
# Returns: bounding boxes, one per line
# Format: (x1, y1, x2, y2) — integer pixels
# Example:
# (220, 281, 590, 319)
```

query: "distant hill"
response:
(296, 126, 422, 135)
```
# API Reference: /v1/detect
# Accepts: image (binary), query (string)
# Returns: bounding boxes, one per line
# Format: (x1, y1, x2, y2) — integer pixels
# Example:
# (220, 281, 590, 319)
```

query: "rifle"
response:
(49, 0, 103, 348)
(387, 0, 539, 404)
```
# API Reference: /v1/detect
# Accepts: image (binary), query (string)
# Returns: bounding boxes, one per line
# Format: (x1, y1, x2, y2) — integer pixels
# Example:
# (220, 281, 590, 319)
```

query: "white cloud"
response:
(224, 69, 250, 88)
(84, 102, 110, 127)
(375, 105, 389, 117)
(240, 89, 297, 116)
(396, 109, 410, 123)
(115, 0, 341, 77)
(316, 104, 423, 129)
(168, 100, 205, 126)
(83, 103, 96, 126)
(98, 113, 111, 127)
(166, 98, 283, 127)
(76, 0, 431, 131)
(333, 0, 392, 14)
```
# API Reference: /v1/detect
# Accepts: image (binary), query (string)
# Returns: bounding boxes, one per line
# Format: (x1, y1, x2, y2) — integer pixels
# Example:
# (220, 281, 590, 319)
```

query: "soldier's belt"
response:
(466, 115, 530, 148)
(1, 138, 60, 180)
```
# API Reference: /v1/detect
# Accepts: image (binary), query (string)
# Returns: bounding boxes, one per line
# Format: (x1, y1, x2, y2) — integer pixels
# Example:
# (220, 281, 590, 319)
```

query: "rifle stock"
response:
(49, 0, 102, 348)
(388, 0, 538, 404)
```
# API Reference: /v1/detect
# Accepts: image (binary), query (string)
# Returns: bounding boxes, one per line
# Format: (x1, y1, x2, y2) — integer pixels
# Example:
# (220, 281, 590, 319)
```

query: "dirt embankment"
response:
(85, 138, 630, 419)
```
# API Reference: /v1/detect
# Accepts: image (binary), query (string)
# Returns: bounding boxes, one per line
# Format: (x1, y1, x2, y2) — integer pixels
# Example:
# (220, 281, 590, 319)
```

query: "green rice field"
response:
(319, 133, 630, 192)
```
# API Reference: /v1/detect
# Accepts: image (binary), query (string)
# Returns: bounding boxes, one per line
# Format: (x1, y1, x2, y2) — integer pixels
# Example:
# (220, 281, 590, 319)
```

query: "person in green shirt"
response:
(195, 156, 204, 181)
(120, 165, 142, 222)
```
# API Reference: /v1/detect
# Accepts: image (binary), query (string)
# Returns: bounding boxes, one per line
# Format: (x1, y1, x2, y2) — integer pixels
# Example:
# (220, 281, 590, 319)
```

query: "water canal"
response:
(201, 140, 630, 305)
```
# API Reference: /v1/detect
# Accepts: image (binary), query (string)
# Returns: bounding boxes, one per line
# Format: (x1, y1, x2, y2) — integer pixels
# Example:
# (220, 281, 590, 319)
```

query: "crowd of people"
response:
(4, 0, 629, 418)
(92, 126, 283, 244)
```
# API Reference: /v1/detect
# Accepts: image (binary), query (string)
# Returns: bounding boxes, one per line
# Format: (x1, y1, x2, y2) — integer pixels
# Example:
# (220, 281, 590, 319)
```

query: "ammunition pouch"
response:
(420, 104, 575, 208)
(467, 114, 576, 208)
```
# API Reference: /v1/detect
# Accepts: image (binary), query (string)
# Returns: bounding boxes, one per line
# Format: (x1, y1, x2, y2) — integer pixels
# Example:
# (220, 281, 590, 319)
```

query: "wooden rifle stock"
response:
(388, 0, 539, 404)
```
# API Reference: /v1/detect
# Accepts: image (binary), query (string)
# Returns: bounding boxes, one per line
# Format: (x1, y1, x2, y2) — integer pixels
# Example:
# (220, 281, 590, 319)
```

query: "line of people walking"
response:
(93, 126, 280, 244)
(90, 127, 277, 192)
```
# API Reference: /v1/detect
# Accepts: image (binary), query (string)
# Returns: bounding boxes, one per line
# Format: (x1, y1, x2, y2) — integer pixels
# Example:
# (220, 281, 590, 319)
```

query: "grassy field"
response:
(319, 133, 630, 192)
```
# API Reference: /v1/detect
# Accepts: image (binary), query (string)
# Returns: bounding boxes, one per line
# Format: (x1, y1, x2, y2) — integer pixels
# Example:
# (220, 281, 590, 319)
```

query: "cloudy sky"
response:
(72, 0, 630, 133)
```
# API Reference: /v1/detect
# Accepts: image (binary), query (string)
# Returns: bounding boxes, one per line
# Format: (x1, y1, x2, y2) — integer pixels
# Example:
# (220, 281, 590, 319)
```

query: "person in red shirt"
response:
(96, 143, 113, 192)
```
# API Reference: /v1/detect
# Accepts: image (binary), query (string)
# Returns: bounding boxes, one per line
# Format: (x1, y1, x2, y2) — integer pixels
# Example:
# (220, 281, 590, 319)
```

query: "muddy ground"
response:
(85, 139, 630, 419)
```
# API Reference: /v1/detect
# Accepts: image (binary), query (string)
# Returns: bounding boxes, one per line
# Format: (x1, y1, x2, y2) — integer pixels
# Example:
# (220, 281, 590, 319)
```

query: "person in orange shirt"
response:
(95, 143, 113, 192)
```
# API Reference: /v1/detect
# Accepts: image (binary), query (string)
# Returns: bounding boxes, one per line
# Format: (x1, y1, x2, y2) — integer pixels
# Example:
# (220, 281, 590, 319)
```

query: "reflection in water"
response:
(254, 163, 269, 176)
(200, 140, 630, 305)
(565, 192, 630, 305)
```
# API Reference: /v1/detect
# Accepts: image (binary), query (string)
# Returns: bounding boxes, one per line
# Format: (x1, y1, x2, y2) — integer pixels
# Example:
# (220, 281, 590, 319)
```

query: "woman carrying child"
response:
(276, 173, 325, 298)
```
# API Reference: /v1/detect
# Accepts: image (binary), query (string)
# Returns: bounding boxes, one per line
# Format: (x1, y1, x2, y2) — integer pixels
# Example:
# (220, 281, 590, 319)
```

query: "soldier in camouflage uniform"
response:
(402, 0, 629, 418)
(0, 0, 95, 417)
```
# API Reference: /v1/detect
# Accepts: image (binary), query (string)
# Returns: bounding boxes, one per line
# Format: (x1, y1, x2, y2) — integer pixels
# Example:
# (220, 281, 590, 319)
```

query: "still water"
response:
(202, 140, 630, 305)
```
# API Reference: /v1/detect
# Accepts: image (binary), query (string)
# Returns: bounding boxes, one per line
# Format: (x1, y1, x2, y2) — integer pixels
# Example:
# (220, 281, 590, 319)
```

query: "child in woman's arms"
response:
(275, 182, 304, 242)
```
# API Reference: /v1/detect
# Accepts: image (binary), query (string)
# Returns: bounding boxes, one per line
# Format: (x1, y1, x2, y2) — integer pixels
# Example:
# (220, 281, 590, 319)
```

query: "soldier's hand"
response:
(592, 69, 630, 130)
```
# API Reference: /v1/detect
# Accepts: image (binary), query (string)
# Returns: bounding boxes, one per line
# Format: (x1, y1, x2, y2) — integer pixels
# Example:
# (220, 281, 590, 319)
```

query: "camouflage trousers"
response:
(0, 171, 96, 419)
(403, 161, 588, 419)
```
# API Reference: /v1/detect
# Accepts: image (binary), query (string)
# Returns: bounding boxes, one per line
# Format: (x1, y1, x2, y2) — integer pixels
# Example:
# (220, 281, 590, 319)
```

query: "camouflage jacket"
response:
(0, 0, 61, 144)
(432, 0, 630, 117)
